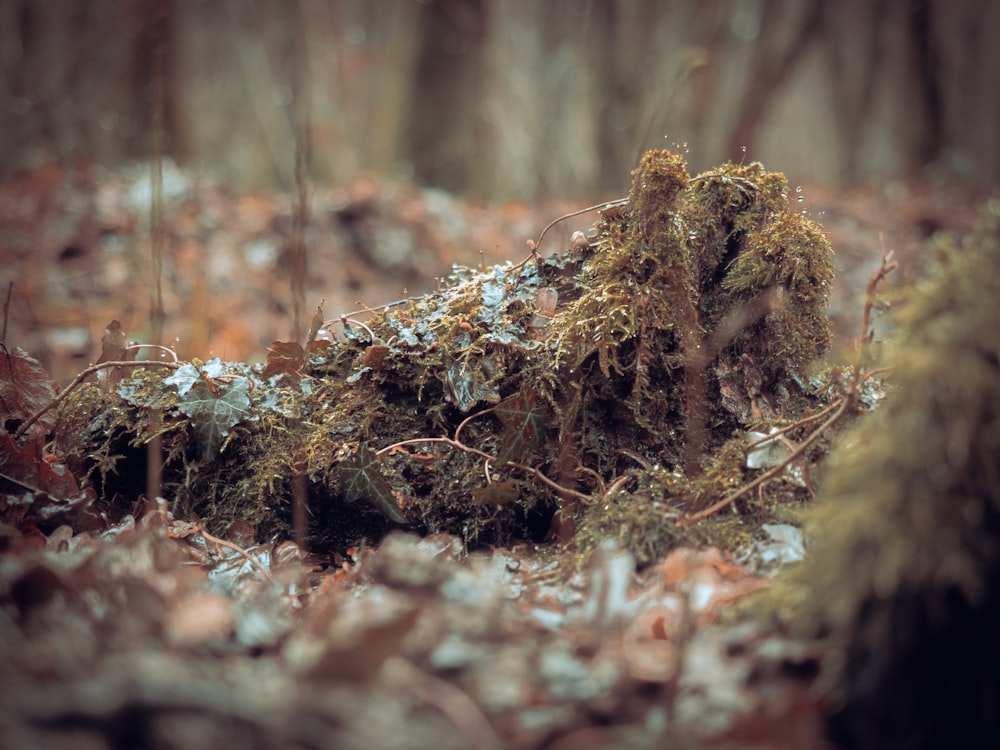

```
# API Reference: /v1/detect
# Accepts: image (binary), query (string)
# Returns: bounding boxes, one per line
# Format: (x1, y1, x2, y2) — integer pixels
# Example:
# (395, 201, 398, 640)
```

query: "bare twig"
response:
(575, 464, 607, 495)
(615, 447, 653, 470)
(856, 233, 897, 359)
(128, 343, 179, 363)
(321, 299, 410, 333)
(337, 316, 378, 343)
(379, 433, 593, 503)
(744, 399, 842, 451)
(377, 436, 494, 463)
(507, 460, 593, 502)
(603, 471, 638, 498)
(0, 471, 44, 494)
(191, 523, 275, 584)
(453, 406, 495, 445)
(680, 396, 849, 525)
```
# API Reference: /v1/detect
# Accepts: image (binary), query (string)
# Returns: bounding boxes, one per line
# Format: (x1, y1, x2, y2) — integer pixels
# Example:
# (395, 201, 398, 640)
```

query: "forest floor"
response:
(0, 161, 989, 749)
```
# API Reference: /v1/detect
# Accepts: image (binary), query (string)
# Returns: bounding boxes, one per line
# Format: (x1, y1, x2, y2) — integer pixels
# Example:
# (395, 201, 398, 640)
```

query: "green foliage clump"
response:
(53, 149, 839, 561)
(779, 198, 1000, 748)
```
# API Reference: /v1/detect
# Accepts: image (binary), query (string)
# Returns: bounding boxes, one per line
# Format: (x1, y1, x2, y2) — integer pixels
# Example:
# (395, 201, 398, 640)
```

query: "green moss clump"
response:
(574, 436, 751, 567)
(779, 198, 1000, 748)
(559, 152, 835, 561)
(53, 149, 839, 562)
(548, 150, 698, 448)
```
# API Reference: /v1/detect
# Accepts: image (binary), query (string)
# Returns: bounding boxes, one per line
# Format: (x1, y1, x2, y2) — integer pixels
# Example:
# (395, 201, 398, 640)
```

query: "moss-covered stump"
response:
(54, 150, 837, 560)
(780, 199, 1000, 748)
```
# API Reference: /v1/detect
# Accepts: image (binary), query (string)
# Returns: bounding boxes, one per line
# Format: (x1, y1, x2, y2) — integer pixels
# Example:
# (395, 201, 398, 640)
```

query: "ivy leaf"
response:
(442, 360, 501, 412)
(164, 363, 201, 396)
(257, 386, 304, 419)
(173, 376, 251, 459)
(495, 387, 549, 467)
(337, 444, 408, 524)
(164, 360, 226, 396)
(117, 375, 179, 409)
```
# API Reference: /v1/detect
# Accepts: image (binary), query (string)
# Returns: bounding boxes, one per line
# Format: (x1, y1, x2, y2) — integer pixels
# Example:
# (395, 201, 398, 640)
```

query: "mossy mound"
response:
(781, 198, 1000, 748)
(53, 150, 837, 560)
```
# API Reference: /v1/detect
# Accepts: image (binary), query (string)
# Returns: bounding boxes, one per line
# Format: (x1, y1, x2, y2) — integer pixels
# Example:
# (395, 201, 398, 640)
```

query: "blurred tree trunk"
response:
(405, 0, 487, 193)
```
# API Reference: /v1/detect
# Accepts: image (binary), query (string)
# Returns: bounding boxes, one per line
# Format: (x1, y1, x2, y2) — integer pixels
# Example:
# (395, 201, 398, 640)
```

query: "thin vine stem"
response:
(744, 399, 842, 451)
(680, 396, 849, 526)
(680, 247, 897, 527)
(515, 198, 629, 266)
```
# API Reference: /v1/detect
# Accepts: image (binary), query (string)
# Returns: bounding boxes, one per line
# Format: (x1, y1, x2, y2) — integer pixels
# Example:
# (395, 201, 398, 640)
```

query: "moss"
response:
(724, 211, 834, 374)
(777, 198, 1000, 748)
(575, 436, 755, 566)
(53, 149, 839, 561)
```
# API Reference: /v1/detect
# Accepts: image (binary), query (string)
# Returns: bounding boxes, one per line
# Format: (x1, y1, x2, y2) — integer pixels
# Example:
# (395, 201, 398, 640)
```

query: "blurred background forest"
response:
(3, 0, 998, 194)
(1, 0, 997, 382)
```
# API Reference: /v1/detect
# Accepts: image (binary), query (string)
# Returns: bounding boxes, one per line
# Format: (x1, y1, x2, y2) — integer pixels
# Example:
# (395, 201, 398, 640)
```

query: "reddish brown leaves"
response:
(0, 430, 100, 532)
(95, 319, 127, 364)
(363, 343, 390, 371)
(263, 341, 307, 379)
(0, 346, 58, 432)
(262, 334, 332, 380)
(95, 319, 134, 391)
(0, 431, 79, 500)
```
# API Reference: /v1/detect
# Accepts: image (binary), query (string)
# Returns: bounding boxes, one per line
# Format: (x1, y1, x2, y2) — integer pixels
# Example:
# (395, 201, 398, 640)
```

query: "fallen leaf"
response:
(0, 346, 58, 432)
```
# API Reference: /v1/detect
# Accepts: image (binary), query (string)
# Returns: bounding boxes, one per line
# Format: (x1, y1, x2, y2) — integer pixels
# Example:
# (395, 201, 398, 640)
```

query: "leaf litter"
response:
(1, 513, 829, 749)
(1, 349, 831, 748)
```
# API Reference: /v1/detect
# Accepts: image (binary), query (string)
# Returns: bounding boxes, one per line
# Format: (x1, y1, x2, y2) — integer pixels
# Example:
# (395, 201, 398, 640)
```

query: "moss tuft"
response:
(779, 198, 1000, 748)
